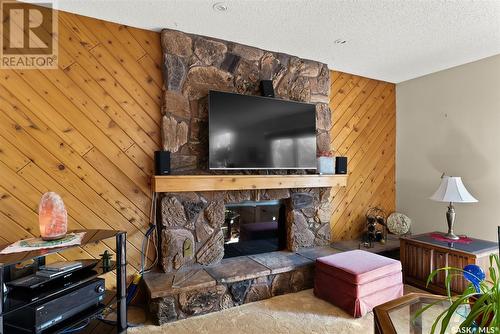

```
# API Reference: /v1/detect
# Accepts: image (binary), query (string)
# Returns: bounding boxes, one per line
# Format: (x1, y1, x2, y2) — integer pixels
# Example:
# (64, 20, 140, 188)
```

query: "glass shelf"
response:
(0, 230, 122, 267)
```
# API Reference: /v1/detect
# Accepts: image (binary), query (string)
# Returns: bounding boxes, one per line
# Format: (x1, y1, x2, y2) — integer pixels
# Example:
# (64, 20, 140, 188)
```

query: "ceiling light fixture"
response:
(334, 39, 347, 45)
(213, 2, 228, 12)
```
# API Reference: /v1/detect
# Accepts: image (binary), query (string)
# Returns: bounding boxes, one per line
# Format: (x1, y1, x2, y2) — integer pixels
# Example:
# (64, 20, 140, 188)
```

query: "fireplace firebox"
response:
(223, 200, 286, 258)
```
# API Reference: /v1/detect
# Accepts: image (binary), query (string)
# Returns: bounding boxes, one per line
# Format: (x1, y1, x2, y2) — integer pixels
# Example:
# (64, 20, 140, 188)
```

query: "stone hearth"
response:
(145, 247, 342, 324)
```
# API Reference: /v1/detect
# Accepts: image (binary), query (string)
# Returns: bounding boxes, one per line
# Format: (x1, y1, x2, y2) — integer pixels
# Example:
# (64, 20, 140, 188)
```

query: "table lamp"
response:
(430, 176, 477, 240)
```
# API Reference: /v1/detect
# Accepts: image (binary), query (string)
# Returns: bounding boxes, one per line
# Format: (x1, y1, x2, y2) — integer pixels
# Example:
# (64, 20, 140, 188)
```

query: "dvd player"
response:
(7, 259, 98, 290)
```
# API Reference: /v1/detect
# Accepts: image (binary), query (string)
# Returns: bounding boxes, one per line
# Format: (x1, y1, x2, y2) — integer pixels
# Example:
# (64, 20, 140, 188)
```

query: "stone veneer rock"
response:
(159, 28, 333, 273)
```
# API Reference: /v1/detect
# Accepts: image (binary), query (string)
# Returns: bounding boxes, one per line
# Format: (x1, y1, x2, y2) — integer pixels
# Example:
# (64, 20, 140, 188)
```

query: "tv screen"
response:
(209, 91, 317, 170)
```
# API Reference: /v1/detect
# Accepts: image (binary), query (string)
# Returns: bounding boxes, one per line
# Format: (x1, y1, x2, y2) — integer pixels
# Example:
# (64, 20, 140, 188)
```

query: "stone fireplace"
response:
(144, 28, 338, 324)
(160, 187, 332, 272)
(158, 27, 333, 273)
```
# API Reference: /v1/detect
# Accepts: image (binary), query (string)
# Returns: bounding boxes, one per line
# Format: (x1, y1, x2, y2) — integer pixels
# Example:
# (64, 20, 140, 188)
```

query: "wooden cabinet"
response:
(400, 233, 498, 294)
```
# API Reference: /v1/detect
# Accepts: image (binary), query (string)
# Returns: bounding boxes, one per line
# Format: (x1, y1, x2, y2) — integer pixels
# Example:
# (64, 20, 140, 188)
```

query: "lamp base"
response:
(444, 231, 460, 240)
(444, 202, 460, 240)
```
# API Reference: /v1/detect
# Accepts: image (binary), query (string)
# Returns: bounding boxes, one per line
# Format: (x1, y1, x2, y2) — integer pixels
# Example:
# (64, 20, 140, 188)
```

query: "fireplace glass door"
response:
(222, 200, 286, 258)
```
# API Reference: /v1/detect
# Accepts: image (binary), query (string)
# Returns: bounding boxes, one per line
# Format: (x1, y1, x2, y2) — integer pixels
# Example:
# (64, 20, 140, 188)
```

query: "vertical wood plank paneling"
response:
(0, 9, 161, 276)
(329, 71, 396, 240)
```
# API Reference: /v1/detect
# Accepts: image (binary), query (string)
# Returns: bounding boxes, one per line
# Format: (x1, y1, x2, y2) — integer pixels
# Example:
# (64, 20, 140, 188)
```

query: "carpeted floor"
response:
(130, 287, 421, 334)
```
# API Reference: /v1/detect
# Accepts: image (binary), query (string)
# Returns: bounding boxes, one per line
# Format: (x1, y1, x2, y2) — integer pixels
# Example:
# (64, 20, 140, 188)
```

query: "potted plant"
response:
(416, 253, 500, 333)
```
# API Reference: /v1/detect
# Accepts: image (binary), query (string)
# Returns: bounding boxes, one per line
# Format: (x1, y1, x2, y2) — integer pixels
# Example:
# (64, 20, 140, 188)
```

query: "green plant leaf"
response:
(480, 303, 493, 328)
(460, 291, 495, 332)
(439, 294, 479, 334)
(424, 253, 500, 334)
(430, 307, 452, 334)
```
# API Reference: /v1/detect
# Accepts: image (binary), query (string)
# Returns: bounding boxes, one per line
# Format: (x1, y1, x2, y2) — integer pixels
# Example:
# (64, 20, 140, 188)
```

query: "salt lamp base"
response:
(41, 234, 66, 241)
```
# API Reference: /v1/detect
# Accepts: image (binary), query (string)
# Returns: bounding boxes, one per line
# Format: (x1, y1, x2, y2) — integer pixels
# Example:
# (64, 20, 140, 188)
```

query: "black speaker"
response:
(335, 156, 348, 174)
(260, 80, 275, 97)
(154, 151, 171, 175)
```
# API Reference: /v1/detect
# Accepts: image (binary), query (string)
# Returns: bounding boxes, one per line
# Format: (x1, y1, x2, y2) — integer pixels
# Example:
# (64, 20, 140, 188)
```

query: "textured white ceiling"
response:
(47, 0, 500, 83)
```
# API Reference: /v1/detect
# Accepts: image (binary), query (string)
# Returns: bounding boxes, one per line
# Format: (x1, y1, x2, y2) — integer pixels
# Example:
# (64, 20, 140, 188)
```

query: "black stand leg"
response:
(116, 232, 127, 333)
(0, 266, 3, 334)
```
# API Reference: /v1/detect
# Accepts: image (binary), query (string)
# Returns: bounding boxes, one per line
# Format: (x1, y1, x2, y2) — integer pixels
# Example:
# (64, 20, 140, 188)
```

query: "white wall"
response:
(396, 54, 500, 241)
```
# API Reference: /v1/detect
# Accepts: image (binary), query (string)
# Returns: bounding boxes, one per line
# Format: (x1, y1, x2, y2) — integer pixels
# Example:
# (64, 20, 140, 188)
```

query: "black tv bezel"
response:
(208, 90, 317, 170)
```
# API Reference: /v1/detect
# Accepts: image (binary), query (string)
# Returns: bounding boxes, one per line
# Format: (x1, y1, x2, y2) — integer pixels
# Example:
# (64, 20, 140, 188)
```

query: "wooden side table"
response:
(332, 234, 401, 259)
(400, 232, 498, 294)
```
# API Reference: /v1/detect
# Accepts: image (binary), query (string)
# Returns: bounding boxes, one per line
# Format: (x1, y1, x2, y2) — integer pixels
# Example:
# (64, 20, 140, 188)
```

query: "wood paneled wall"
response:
(0, 10, 162, 275)
(329, 71, 396, 240)
(0, 7, 395, 275)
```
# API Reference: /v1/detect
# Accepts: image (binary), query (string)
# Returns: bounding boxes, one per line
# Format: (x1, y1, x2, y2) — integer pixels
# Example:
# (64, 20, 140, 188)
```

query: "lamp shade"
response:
(430, 176, 478, 203)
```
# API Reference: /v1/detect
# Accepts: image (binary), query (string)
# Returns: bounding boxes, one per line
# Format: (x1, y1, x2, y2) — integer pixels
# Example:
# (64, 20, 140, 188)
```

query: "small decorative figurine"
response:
(100, 250, 113, 272)
(364, 207, 387, 243)
(463, 264, 485, 293)
(38, 192, 68, 240)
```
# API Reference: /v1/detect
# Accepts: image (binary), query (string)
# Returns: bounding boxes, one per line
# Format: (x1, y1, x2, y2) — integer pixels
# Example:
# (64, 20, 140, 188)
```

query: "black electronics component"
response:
(260, 80, 275, 97)
(7, 259, 98, 289)
(5, 278, 105, 333)
(41, 261, 82, 272)
(6, 275, 47, 290)
(35, 269, 74, 279)
(36, 261, 83, 278)
(335, 156, 348, 174)
(154, 150, 171, 175)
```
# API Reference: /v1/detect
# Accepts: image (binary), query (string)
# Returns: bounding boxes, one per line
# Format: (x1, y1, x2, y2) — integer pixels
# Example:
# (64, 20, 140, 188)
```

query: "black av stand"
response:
(0, 229, 127, 334)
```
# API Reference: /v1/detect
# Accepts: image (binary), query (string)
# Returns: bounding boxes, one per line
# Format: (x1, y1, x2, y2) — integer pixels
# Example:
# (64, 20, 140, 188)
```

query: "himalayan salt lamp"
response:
(38, 192, 68, 240)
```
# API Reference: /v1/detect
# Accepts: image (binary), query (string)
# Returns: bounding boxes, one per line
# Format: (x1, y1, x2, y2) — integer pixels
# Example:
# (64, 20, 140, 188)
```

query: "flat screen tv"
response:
(209, 90, 317, 170)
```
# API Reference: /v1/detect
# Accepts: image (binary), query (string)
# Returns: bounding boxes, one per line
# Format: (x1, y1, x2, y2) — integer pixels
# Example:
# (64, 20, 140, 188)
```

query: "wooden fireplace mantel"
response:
(152, 174, 347, 193)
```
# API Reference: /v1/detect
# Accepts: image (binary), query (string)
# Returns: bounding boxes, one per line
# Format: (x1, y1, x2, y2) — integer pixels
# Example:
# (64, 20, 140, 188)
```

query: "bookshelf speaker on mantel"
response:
(154, 151, 171, 175)
(260, 80, 275, 98)
(335, 156, 348, 174)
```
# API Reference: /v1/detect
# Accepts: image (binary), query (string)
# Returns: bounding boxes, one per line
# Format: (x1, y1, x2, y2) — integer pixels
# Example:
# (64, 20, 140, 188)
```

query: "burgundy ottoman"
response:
(314, 250, 403, 317)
